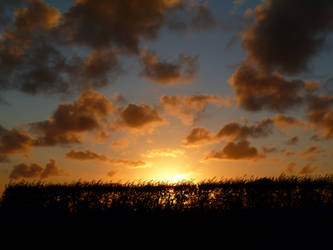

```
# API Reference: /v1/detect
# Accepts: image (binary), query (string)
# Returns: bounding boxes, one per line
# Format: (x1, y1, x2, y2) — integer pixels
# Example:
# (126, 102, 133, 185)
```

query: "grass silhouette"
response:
(1, 175, 333, 216)
(1, 175, 333, 249)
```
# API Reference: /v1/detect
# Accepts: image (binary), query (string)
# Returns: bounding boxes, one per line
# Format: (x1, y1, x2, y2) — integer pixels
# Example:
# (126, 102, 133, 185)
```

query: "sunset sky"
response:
(1, 0, 333, 192)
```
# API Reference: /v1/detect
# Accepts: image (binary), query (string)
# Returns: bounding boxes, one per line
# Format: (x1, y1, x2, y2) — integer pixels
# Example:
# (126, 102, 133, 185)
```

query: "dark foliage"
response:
(1, 176, 333, 249)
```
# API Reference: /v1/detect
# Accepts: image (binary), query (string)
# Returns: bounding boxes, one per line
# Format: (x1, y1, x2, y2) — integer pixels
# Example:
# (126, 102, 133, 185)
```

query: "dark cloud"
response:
(262, 146, 278, 154)
(0, 125, 34, 161)
(229, 63, 309, 112)
(183, 127, 214, 147)
(107, 170, 118, 177)
(306, 94, 333, 139)
(284, 150, 297, 157)
(166, 1, 218, 31)
(139, 49, 198, 85)
(9, 162, 43, 179)
(66, 149, 108, 161)
(297, 164, 318, 175)
(216, 118, 274, 140)
(1, 0, 215, 96)
(285, 136, 300, 146)
(9, 158, 65, 179)
(161, 94, 229, 125)
(57, 0, 216, 53)
(183, 118, 274, 147)
(30, 89, 116, 146)
(40, 158, 65, 179)
(66, 149, 148, 168)
(242, 0, 333, 75)
(300, 145, 326, 160)
(273, 114, 307, 130)
(112, 93, 128, 105)
(118, 103, 164, 130)
(57, 0, 178, 53)
(206, 139, 264, 161)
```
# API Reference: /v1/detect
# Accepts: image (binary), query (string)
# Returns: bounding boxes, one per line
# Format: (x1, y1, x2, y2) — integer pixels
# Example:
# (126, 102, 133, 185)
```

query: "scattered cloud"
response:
(66, 149, 108, 162)
(143, 148, 184, 158)
(284, 150, 297, 157)
(161, 94, 229, 125)
(0, 0, 216, 96)
(0, 125, 34, 161)
(262, 146, 278, 154)
(111, 137, 132, 150)
(297, 164, 318, 175)
(242, 0, 333, 75)
(306, 94, 333, 139)
(112, 93, 128, 105)
(285, 136, 300, 146)
(66, 149, 148, 168)
(206, 139, 264, 161)
(215, 118, 274, 141)
(273, 114, 307, 130)
(30, 89, 116, 146)
(229, 63, 309, 112)
(107, 170, 118, 177)
(183, 127, 214, 147)
(300, 145, 326, 160)
(40, 158, 66, 179)
(9, 158, 66, 180)
(139, 49, 198, 85)
(117, 103, 165, 131)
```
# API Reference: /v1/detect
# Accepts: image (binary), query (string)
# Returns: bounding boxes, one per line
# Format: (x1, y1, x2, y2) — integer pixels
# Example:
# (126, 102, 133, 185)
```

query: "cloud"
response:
(9, 162, 43, 180)
(66, 149, 108, 161)
(161, 94, 229, 125)
(117, 103, 164, 130)
(143, 148, 184, 158)
(229, 63, 309, 112)
(1, 0, 215, 96)
(9, 158, 65, 180)
(107, 170, 118, 177)
(285, 136, 300, 146)
(40, 158, 65, 179)
(30, 89, 116, 146)
(262, 146, 278, 154)
(58, 0, 177, 53)
(306, 94, 333, 139)
(273, 114, 307, 130)
(112, 93, 128, 105)
(215, 118, 274, 141)
(233, 0, 246, 6)
(283, 162, 298, 174)
(284, 150, 297, 157)
(300, 145, 326, 160)
(110, 159, 148, 168)
(0, 125, 34, 161)
(166, 1, 218, 31)
(183, 127, 214, 147)
(111, 137, 132, 150)
(0, 1, 105, 96)
(242, 0, 333, 75)
(297, 164, 318, 175)
(139, 49, 198, 85)
(183, 118, 274, 147)
(206, 139, 264, 161)
(66, 149, 148, 168)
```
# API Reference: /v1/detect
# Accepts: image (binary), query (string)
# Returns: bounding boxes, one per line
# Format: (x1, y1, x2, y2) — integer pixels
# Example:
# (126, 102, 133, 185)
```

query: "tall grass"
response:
(1, 175, 333, 217)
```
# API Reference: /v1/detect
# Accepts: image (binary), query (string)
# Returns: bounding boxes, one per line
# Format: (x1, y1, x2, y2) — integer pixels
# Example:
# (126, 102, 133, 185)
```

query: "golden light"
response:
(170, 174, 190, 183)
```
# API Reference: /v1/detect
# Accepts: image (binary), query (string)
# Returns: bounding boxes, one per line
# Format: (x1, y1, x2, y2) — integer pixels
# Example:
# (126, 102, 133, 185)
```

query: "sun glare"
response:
(170, 174, 190, 183)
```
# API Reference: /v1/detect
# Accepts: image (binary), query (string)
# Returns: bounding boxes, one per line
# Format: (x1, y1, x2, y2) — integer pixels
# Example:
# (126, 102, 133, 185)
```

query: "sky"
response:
(1, 0, 333, 192)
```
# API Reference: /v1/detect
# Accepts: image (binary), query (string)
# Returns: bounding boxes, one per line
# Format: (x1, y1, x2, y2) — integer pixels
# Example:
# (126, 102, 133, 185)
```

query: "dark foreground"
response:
(1, 176, 333, 249)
